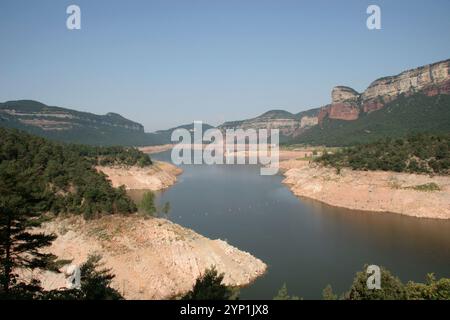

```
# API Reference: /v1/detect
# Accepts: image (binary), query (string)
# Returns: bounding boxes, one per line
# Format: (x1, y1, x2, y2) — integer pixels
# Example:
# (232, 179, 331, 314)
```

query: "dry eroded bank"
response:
(35, 216, 267, 299)
(281, 161, 450, 219)
(97, 161, 182, 191)
(33, 160, 266, 299)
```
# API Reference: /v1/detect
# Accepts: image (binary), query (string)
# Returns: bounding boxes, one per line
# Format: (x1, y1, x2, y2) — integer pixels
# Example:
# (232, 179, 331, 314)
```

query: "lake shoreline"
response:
(280, 160, 450, 220)
(97, 161, 182, 191)
(34, 215, 267, 299)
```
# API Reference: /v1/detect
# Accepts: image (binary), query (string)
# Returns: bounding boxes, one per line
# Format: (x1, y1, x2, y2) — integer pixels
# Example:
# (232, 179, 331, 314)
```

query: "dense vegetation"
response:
(272, 265, 450, 300)
(316, 134, 450, 174)
(0, 127, 153, 299)
(291, 94, 450, 146)
(0, 127, 153, 218)
(68, 144, 152, 167)
(328, 265, 450, 300)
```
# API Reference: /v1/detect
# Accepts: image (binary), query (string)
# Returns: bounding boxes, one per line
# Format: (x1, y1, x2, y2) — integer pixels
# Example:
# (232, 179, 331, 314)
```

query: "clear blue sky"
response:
(1, 0, 449, 131)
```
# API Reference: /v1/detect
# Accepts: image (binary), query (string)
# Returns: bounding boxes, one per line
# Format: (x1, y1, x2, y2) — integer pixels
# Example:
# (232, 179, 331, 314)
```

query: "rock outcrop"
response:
(219, 109, 321, 138)
(361, 59, 450, 113)
(319, 59, 450, 124)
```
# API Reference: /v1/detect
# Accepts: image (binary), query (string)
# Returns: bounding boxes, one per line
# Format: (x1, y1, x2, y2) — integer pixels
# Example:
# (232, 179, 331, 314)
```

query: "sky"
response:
(1, 0, 449, 132)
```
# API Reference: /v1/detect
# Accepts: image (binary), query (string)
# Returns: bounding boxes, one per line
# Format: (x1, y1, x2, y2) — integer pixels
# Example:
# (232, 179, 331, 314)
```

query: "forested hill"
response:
(0, 100, 170, 146)
(289, 94, 450, 146)
(0, 127, 153, 219)
(316, 133, 450, 175)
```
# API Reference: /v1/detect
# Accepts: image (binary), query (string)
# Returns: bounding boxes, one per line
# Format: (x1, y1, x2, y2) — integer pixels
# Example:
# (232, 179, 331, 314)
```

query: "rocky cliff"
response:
(0, 100, 144, 132)
(319, 59, 450, 123)
(0, 100, 172, 146)
(218, 109, 320, 138)
(218, 59, 450, 137)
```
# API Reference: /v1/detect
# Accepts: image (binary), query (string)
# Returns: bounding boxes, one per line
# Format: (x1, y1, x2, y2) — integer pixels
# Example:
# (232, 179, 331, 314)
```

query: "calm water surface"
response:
(129, 151, 450, 299)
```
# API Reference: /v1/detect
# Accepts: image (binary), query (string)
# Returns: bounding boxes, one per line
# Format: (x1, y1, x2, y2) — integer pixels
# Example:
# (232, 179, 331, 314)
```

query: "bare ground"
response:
(282, 161, 450, 219)
(97, 161, 182, 191)
(138, 144, 174, 154)
(32, 215, 267, 299)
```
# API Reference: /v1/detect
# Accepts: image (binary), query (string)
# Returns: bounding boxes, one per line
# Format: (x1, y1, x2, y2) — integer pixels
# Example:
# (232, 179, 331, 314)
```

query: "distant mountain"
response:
(4, 60, 449, 147)
(219, 59, 450, 146)
(292, 94, 450, 146)
(317, 59, 450, 123)
(154, 122, 215, 144)
(218, 108, 321, 142)
(0, 100, 212, 146)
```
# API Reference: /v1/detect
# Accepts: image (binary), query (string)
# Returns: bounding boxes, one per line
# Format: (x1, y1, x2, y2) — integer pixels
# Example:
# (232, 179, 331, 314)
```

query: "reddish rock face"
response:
(317, 105, 331, 126)
(362, 100, 384, 113)
(318, 59, 450, 124)
(329, 103, 360, 120)
(320, 86, 361, 122)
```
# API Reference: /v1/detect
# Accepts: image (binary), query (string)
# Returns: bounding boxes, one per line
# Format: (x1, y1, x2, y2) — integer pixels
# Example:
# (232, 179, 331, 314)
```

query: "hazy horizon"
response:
(1, 0, 450, 131)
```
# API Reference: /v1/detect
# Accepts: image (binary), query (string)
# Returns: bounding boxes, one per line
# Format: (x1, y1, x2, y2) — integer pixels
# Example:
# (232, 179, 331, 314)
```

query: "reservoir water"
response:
(130, 150, 450, 299)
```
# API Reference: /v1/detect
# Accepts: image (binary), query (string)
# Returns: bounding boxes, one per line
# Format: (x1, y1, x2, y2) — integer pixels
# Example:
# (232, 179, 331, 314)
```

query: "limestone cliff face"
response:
(328, 86, 360, 121)
(0, 100, 144, 132)
(219, 109, 320, 137)
(300, 115, 319, 127)
(332, 86, 360, 104)
(361, 59, 450, 113)
(318, 86, 361, 122)
(319, 59, 450, 123)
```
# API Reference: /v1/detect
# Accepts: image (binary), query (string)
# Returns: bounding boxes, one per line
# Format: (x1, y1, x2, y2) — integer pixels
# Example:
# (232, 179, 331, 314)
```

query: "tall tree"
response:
(182, 267, 237, 300)
(0, 160, 59, 298)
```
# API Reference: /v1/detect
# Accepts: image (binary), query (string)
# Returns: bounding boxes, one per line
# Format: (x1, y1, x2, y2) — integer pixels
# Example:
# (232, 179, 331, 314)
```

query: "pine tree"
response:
(322, 285, 338, 300)
(0, 161, 59, 298)
(273, 283, 301, 300)
(78, 255, 123, 300)
(182, 267, 237, 300)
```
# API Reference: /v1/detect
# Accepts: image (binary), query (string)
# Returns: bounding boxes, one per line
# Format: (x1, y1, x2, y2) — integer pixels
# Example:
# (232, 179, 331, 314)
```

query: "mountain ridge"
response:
(2, 59, 449, 147)
(217, 58, 450, 145)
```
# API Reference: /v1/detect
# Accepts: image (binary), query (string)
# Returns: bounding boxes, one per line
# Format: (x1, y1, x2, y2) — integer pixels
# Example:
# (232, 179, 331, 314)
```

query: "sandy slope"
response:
(33, 215, 267, 299)
(138, 144, 173, 154)
(97, 161, 182, 191)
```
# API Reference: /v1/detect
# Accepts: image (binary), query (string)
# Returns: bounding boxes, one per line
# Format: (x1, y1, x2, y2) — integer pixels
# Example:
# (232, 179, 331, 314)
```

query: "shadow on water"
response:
(128, 150, 450, 299)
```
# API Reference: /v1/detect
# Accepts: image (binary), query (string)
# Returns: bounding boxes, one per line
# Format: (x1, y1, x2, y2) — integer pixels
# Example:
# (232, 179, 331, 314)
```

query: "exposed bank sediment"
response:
(34, 160, 266, 299)
(282, 162, 450, 219)
(97, 161, 182, 191)
(36, 215, 267, 299)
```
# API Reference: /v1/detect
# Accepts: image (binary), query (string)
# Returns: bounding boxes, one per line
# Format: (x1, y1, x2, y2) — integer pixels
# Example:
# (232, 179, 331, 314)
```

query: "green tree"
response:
(345, 265, 406, 300)
(405, 273, 450, 300)
(322, 285, 338, 300)
(182, 267, 237, 300)
(43, 255, 123, 300)
(161, 202, 171, 215)
(139, 191, 156, 216)
(77, 255, 123, 300)
(0, 161, 60, 299)
(273, 283, 301, 300)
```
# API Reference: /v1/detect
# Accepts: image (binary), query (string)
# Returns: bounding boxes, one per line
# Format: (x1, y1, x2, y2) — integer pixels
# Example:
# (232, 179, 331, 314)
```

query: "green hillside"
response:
(316, 133, 450, 175)
(291, 94, 450, 146)
(0, 127, 152, 219)
(0, 100, 169, 146)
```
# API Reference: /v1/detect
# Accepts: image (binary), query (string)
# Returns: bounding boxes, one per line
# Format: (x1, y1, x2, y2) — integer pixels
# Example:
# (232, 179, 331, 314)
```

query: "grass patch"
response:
(406, 183, 441, 192)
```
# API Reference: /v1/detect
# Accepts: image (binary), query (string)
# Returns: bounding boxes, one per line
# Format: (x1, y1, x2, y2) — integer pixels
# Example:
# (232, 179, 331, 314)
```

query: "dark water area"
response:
(128, 150, 450, 299)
